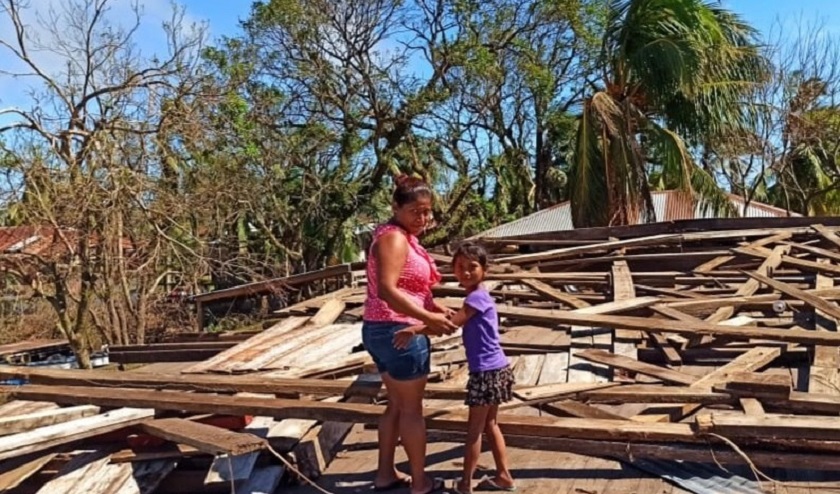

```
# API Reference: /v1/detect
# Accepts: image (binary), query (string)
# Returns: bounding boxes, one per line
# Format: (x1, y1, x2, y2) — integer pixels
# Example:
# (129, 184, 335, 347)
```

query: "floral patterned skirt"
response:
(465, 365, 515, 407)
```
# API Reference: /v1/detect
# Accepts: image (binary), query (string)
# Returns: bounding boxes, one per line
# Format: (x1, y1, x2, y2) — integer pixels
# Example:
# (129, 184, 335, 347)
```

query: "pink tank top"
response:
(363, 223, 442, 324)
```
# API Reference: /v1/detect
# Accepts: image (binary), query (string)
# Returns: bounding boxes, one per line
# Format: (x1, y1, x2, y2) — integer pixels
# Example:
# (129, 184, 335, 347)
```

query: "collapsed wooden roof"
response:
(4, 219, 840, 492)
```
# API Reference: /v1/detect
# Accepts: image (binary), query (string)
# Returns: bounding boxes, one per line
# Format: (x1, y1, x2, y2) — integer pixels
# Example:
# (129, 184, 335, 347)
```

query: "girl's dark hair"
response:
(393, 174, 432, 206)
(452, 241, 488, 268)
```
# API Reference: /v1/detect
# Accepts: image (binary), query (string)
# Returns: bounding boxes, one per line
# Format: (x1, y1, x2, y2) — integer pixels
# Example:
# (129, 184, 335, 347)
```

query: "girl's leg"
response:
(483, 405, 515, 487)
(374, 372, 408, 488)
(381, 373, 436, 494)
(458, 405, 491, 493)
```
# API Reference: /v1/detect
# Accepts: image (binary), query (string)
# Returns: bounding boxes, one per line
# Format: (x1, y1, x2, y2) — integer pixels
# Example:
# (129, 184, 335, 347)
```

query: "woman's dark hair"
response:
(452, 241, 488, 268)
(393, 174, 432, 206)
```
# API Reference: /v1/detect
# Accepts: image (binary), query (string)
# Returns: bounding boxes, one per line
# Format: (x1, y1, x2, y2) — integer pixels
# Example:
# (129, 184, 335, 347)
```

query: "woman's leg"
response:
(374, 372, 409, 488)
(483, 405, 514, 488)
(382, 372, 435, 494)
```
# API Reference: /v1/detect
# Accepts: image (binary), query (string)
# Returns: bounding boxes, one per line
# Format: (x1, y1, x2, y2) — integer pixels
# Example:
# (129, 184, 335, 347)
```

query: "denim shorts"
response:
(362, 321, 431, 381)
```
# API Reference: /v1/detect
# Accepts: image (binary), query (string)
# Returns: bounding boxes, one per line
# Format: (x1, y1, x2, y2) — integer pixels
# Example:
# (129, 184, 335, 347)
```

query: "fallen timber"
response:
(5, 219, 840, 492)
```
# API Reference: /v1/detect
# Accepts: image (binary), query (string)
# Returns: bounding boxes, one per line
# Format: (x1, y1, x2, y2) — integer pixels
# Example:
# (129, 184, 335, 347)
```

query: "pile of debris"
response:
(3, 219, 840, 493)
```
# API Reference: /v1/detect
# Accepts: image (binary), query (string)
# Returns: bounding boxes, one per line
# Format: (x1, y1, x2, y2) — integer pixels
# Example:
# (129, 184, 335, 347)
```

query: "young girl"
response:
(394, 242, 516, 493)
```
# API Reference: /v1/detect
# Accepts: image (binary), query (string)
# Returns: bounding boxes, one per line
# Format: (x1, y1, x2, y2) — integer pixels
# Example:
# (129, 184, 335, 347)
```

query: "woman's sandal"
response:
(475, 477, 517, 492)
(372, 477, 411, 491)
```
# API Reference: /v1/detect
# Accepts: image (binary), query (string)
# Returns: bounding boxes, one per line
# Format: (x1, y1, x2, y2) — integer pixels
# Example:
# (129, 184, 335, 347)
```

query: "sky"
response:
(0, 0, 838, 117)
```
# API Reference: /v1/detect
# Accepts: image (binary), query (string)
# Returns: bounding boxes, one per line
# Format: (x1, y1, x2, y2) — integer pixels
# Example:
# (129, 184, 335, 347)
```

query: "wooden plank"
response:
(536, 352, 569, 385)
(0, 384, 700, 443)
(783, 241, 840, 264)
(740, 398, 765, 416)
(180, 316, 310, 374)
(670, 347, 781, 421)
(0, 408, 155, 461)
(696, 412, 840, 442)
(512, 354, 545, 386)
(232, 300, 347, 373)
(663, 287, 840, 313)
(0, 453, 56, 491)
(501, 234, 681, 265)
(743, 270, 840, 323)
(0, 400, 59, 416)
(192, 263, 353, 303)
(0, 339, 68, 357)
(520, 279, 590, 309)
(782, 255, 840, 276)
(584, 386, 733, 404)
(813, 223, 840, 249)
(704, 245, 789, 324)
(34, 451, 113, 494)
(493, 307, 840, 345)
(811, 259, 840, 394)
(512, 382, 619, 403)
(204, 415, 273, 485)
(140, 418, 266, 456)
(574, 349, 697, 385)
(273, 286, 360, 315)
(539, 400, 628, 421)
(611, 261, 643, 342)
(693, 232, 793, 274)
(0, 404, 100, 436)
(649, 333, 682, 365)
(713, 372, 791, 398)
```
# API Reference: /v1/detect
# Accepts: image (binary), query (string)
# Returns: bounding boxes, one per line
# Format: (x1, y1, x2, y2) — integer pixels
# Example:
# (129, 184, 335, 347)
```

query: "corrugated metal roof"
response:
(476, 191, 801, 239)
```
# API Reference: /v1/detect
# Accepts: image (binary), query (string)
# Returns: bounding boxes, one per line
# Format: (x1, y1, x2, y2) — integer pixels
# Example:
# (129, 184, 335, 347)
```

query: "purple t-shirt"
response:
(463, 288, 508, 373)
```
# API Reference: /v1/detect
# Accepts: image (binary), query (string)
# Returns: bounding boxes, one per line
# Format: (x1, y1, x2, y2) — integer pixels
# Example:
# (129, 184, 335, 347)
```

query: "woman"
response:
(362, 175, 457, 494)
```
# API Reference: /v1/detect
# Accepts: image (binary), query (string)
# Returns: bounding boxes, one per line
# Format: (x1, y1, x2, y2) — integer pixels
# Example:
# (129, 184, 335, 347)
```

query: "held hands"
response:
(425, 311, 458, 334)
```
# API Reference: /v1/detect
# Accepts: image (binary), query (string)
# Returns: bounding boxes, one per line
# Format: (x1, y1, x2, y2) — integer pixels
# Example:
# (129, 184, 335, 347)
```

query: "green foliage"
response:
(570, 0, 764, 226)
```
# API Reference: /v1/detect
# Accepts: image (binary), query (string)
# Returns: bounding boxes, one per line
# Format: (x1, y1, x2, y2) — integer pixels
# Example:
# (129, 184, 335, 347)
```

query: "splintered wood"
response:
(6, 220, 840, 493)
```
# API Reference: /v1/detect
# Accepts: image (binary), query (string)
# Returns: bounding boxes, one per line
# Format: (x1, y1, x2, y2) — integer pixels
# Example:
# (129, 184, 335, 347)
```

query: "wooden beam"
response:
(0, 404, 100, 436)
(704, 245, 789, 324)
(141, 418, 266, 456)
(782, 255, 840, 276)
(500, 234, 681, 265)
(739, 398, 764, 416)
(811, 259, 840, 394)
(573, 349, 697, 386)
(431, 430, 840, 471)
(0, 407, 154, 461)
(812, 223, 840, 250)
(649, 333, 682, 365)
(0, 365, 471, 399)
(0, 384, 699, 443)
(744, 270, 840, 323)
(511, 382, 619, 404)
(538, 400, 629, 420)
(713, 372, 791, 398)
(696, 413, 840, 442)
(520, 279, 590, 309)
(583, 385, 733, 405)
(192, 263, 354, 303)
(0, 453, 56, 491)
(493, 307, 840, 346)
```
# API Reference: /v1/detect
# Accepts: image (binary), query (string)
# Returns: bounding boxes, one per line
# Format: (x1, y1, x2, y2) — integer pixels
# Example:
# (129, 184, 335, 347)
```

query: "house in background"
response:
(473, 190, 799, 239)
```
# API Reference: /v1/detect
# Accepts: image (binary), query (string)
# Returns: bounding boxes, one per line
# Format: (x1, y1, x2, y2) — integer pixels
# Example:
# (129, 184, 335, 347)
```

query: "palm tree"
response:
(570, 0, 768, 227)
